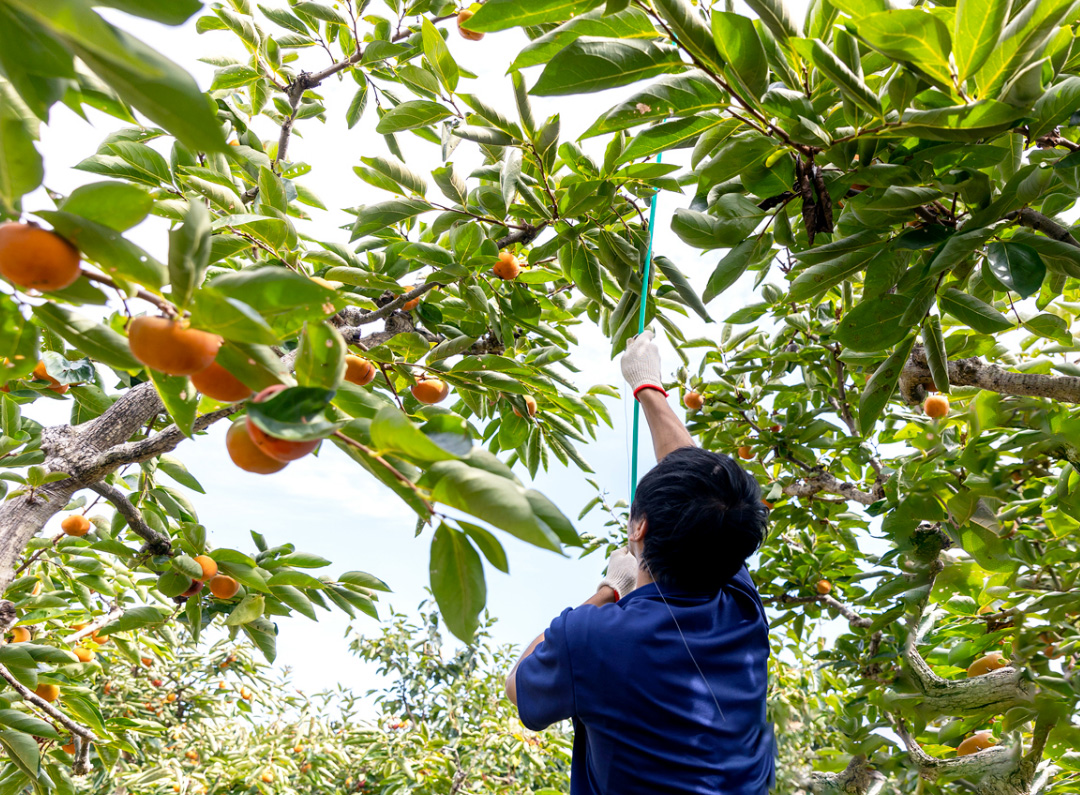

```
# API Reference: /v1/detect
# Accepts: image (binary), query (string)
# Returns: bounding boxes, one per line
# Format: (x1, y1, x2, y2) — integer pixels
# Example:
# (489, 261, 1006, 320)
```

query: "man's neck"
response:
(636, 567, 655, 590)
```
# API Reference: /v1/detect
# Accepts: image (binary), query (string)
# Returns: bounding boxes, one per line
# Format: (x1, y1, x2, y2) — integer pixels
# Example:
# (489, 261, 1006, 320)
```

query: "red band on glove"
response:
(633, 384, 668, 400)
(612, 588, 620, 602)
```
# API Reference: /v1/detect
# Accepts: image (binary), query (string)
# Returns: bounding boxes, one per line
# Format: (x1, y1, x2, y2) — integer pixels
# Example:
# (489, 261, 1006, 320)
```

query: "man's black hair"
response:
(630, 446, 767, 592)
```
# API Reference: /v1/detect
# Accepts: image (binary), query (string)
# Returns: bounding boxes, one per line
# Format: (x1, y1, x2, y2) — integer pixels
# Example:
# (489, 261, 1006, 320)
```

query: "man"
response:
(505, 331, 775, 794)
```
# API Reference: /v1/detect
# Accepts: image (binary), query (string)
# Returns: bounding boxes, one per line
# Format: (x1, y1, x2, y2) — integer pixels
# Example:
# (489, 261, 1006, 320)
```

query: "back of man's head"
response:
(630, 447, 767, 593)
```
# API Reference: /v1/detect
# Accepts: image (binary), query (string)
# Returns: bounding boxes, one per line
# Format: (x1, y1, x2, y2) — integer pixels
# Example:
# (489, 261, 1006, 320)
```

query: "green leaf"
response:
(939, 287, 1015, 334)
(59, 182, 151, 232)
(207, 266, 340, 336)
(972, 0, 1077, 98)
(351, 199, 431, 239)
(559, 242, 602, 303)
(652, 0, 726, 76)
(703, 235, 773, 304)
(0, 711, 59, 740)
(620, 116, 735, 165)
(0, 83, 43, 214)
(338, 570, 391, 591)
(655, 256, 710, 322)
(189, 290, 280, 346)
(1031, 76, 1080, 141)
(510, 7, 655, 70)
(791, 38, 882, 117)
(583, 71, 728, 137)
(246, 386, 339, 442)
(242, 617, 278, 663)
(294, 321, 345, 391)
(94, 0, 203, 25)
(360, 156, 426, 197)
(921, 315, 951, 394)
(0, 731, 39, 781)
(744, 0, 802, 41)
(463, 0, 604, 32)
(32, 304, 141, 371)
(788, 247, 877, 302)
(148, 370, 197, 437)
(854, 9, 953, 89)
(712, 12, 768, 100)
(671, 196, 765, 249)
(157, 569, 192, 598)
(531, 40, 684, 96)
(458, 521, 509, 573)
(986, 242, 1046, 298)
(370, 407, 459, 463)
(35, 210, 167, 290)
(858, 334, 916, 434)
(224, 594, 264, 626)
(168, 200, 211, 311)
(28, 12, 226, 152)
(429, 523, 486, 643)
(422, 18, 458, 94)
(1023, 312, 1073, 345)
(954, 0, 1014, 80)
(425, 460, 562, 552)
(375, 101, 452, 134)
(0, 296, 38, 384)
(210, 64, 261, 90)
(893, 100, 1027, 142)
(835, 295, 913, 352)
(99, 606, 171, 635)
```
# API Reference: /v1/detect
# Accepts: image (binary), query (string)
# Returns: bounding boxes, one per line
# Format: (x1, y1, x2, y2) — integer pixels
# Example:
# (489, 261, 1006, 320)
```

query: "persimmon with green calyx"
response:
(411, 378, 450, 405)
(737, 445, 753, 460)
(74, 646, 94, 663)
(61, 514, 91, 537)
(493, 251, 521, 280)
(128, 316, 222, 376)
(344, 355, 376, 386)
(191, 360, 253, 402)
(209, 574, 240, 599)
(684, 391, 703, 410)
(816, 580, 832, 595)
(10, 627, 30, 643)
(226, 420, 287, 474)
(246, 384, 321, 462)
(0, 222, 81, 292)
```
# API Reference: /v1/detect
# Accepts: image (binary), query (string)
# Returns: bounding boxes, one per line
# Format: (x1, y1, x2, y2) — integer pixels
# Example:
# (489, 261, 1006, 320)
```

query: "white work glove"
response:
(620, 330, 667, 399)
(599, 547, 640, 601)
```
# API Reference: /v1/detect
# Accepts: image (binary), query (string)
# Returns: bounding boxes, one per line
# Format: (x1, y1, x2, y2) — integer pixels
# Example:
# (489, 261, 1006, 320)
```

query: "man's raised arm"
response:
(620, 331, 694, 461)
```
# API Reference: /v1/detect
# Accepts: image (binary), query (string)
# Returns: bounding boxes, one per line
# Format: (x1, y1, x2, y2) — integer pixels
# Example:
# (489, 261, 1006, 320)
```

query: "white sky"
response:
(23, 0, 813, 697)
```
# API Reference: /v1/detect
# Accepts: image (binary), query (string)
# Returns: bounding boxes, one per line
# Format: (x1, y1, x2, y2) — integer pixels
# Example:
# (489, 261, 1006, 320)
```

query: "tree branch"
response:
(773, 593, 873, 628)
(64, 605, 122, 644)
(80, 270, 177, 317)
(97, 406, 236, 472)
(1005, 208, 1080, 247)
(807, 755, 886, 795)
(899, 345, 1080, 406)
(0, 663, 100, 742)
(782, 468, 875, 506)
(88, 483, 171, 555)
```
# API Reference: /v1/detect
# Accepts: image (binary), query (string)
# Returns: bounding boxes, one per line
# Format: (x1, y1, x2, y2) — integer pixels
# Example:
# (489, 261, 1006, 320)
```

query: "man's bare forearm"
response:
(504, 586, 617, 705)
(638, 388, 694, 461)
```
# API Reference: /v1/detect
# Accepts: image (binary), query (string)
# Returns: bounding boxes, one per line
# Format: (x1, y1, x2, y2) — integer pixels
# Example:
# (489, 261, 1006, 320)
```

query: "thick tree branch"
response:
(893, 717, 1020, 783)
(899, 345, 1080, 406)
(782, 468, 875, 506)
(97, 406, 236, 472)
(807, 755, 886, 795)
(88, 483, 171, 555)
(1005, 208, 1080, 246)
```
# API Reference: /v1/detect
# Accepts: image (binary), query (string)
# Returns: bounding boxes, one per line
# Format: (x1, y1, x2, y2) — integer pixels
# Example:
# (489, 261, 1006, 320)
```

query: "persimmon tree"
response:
(1, 0, 1080, 792)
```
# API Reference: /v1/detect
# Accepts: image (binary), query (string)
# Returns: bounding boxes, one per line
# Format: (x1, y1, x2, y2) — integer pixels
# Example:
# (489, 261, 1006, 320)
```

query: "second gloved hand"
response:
(599, 547, 640, 601)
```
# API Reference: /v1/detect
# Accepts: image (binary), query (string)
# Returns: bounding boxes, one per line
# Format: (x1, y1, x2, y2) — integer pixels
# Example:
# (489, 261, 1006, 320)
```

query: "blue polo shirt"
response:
(515, 566, 774, 794)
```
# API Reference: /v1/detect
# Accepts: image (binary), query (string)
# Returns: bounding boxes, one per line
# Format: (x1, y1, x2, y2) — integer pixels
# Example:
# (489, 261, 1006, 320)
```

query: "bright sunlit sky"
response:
(22, 0, 817, 697)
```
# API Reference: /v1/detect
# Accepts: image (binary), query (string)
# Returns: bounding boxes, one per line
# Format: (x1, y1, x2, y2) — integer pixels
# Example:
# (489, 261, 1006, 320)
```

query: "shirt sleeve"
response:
(515, 607, 577, 731)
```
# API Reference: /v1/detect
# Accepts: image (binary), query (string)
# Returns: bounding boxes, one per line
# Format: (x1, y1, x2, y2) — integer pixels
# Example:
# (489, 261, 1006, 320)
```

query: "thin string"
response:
(644, 560, 726, 722)
(629, 151, 662, 503)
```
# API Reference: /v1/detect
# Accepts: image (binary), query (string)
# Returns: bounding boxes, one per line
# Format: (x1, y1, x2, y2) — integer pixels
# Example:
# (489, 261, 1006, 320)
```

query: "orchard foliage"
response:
(0, 0, 1078, 791)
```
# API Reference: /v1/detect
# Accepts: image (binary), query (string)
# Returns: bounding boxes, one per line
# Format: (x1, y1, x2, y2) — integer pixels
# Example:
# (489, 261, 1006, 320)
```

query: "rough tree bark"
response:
(807, 755, 886, 795)
(899, 345, 1080, 406)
